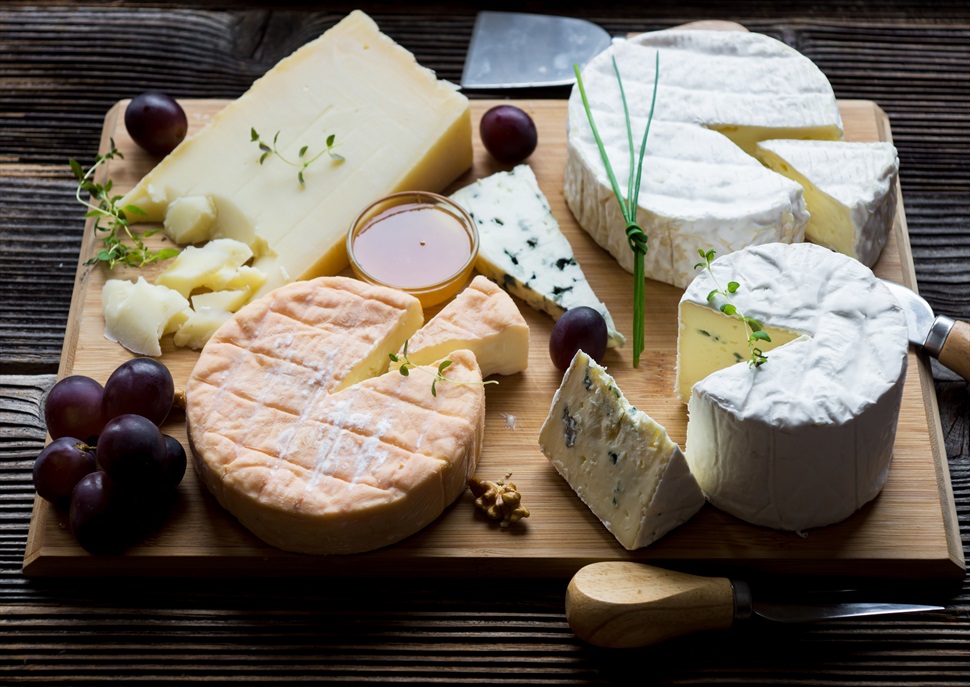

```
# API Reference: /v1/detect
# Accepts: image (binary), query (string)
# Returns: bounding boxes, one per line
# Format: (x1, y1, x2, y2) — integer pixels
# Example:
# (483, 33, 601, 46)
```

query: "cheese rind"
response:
(539, 350, 705, 549)
(400, 275, 529, 377)
(677, 242, 908, 531)
(187, 277, 489, 554)
(755, 139, 899, 266)
(565, 30, 843, 288)
(121, 10, 472, 297)
(450, 165, 624, 347)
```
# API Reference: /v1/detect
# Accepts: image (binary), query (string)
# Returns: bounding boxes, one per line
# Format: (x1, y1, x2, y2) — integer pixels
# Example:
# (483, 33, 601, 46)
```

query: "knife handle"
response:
(565, 562, 735, 648)
(938, 319, 970, 382)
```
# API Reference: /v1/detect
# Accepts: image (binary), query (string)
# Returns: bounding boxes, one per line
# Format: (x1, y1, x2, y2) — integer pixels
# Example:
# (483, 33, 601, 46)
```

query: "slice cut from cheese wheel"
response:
(539, 350, 705, 550)
(185, 277, 491, 555)
(121, 10, 472, 298)
(677, 242, 908, 531)
(755, 140, 899, 266)
(450, 164, 624, 348)
(399, 275, 529, 377)
(565, 29, 844, 288)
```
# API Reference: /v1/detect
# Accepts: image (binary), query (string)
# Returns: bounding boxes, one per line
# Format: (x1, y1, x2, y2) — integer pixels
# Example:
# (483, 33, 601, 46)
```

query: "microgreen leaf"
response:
(251, 129, 343, 187)
(390, 341, 498, 398)
(727, 281, 740, 293)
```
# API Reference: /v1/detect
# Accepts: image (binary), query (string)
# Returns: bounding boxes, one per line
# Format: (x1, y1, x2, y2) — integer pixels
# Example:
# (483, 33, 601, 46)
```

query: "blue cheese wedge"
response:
(538, 350, 705, 549)
(449, 165, 624, 348)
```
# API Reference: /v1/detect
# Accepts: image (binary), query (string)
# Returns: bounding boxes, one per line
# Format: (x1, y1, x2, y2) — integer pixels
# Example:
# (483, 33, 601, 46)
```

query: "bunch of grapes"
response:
(33, 358, 186, 554)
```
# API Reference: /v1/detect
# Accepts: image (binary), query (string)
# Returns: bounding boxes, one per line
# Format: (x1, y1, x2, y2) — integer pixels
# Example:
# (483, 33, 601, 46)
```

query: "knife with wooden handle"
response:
(565, 562, 943, 648)
(882, 280, 970, 381)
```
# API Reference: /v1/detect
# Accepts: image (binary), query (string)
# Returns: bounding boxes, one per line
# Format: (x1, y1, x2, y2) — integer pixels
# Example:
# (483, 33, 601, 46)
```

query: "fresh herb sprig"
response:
(69, 141, 179, 269)
(573, 52, 659, 367)
(250, 128, 344, 187)
(389, 341, 499, 397)
(694, 248, 772, 367)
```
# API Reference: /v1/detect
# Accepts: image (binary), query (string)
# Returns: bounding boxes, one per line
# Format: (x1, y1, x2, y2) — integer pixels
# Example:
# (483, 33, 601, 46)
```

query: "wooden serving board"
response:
(23, 99, 965, 579)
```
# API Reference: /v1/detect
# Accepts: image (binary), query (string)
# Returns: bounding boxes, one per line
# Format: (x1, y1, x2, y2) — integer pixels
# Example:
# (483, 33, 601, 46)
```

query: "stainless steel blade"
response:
(881, 279, 955, 357)
(753, 601, 943, 624)
(460, 11, 612, 89)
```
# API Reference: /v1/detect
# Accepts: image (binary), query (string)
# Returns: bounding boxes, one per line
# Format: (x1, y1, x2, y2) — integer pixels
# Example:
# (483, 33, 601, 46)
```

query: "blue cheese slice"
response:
(538, 350, 705, 549)
(449, 165, 624, 348)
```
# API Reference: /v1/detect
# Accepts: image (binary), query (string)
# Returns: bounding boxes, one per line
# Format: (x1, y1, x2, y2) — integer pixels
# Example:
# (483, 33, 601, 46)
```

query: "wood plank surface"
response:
(1, 3, 968, 685)
(21, 97, 964, 579)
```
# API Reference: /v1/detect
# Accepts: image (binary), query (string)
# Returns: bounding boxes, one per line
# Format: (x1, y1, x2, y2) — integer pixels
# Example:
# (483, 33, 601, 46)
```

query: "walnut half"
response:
(468, 476, 530, 528)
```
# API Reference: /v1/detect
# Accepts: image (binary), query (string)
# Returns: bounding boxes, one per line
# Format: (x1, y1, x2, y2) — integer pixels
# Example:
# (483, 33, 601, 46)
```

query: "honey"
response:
(348, 192, 479, 308)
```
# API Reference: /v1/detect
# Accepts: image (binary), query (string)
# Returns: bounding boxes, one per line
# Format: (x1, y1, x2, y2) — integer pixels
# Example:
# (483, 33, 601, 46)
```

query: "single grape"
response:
(160, 435, 187, 492)
(69, 471, 136, 554)
(32, 437, 98, 505)
(124, 92, 188, 156)
(44, 375, 106, 442)
(549, 307, 608, 371)
(480, 105, 538, 164)
(102, 357, 175, 426)
(97, 414, 167, 486)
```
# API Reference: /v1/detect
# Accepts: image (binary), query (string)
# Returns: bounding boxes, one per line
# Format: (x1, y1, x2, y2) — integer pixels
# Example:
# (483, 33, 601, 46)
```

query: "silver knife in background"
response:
(882, 280, 969, 381)
(566, 562, 943, 648)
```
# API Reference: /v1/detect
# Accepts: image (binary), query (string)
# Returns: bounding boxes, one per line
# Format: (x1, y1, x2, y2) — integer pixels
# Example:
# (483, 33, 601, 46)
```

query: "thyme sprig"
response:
(573, 52, 659, 367)
(250, 128, 344, 187)
(69, 141, 179, 269)
(389, 341, 499, 397)
(694, 249, 772, 367)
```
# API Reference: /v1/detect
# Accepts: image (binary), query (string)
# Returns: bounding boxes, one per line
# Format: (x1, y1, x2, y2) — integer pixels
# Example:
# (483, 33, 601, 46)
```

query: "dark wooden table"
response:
(2, 2, 968, 683)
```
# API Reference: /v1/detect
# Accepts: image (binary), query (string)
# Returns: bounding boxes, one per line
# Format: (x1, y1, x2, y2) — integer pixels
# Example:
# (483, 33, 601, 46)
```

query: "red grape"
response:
(125, 92, 188, 156)
(44, 375, 105, 442)
(97, 414, 167, 486)
(32, 437, 97, 505)
(102, 357, 175, 426)
(160, 435, 187, 492)
(70, 471, 136, 554)
(480, 105, 538, 164)
(549, 307, 608, 371)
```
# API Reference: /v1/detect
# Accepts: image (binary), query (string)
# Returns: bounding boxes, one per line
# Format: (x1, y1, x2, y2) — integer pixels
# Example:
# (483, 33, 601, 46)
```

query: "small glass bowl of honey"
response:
(347, 191, 479, 308)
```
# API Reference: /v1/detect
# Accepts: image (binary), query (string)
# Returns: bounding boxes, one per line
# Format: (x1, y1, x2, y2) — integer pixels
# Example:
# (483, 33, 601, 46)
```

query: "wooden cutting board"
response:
(22, 98, 965, 579)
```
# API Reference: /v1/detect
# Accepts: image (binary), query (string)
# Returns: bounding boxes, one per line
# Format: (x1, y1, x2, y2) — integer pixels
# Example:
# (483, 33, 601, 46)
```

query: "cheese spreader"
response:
(882, 280, 970, 381)
(565, 562, 943, 648)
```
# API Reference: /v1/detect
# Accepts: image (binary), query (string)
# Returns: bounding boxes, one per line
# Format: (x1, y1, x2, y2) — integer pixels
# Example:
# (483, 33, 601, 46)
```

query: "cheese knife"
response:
(565, 562, 943, 648)
(460, 12, 746, 90)
(882, 280, 970, 381)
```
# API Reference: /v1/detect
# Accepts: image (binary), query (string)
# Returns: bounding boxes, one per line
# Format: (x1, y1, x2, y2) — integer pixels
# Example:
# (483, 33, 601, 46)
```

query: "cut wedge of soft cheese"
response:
(121, 10, 472, 297)
(677, 242, 908, 531)
(102, 277, 190, 357)
(755, 140, 899, 266)
(566, 30, 844, 288)
(156, 238, 262, 298)
(399, 275, 529, 377)
(449, 165, 624, 347)
(187, 277, 489, 554)
(539, 350, 705, 549)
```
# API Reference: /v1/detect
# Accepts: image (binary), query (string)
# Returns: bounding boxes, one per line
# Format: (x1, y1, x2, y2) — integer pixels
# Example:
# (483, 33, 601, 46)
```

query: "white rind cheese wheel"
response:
(186, 276, 487, 554)
(565, 30, 844, 288)
(755, 139, 899, 267)
(677, 243, 908, 531)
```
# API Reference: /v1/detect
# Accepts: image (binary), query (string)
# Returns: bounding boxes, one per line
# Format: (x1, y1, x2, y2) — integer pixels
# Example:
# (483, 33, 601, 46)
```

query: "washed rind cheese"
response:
(121, 10, 472, 298)
(677, 242, 908, 531)
(399, 275, 529, 377)
(565, 30, 844, 288)
(755, 140, 899, 266)
(539, 350, 705, 549)
(186, 277, 488, 555)
(449, 165, 625, 348)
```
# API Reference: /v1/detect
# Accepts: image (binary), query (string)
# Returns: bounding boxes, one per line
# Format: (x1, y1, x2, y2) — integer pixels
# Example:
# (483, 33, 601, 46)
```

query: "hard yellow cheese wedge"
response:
(121, 10, 472, 297)
(400, 275, 530, 377)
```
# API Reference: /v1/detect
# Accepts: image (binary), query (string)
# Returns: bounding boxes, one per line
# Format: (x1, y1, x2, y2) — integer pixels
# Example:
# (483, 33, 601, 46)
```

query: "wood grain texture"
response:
(1, 3, 968, 684)
(20, 98, 962, 580)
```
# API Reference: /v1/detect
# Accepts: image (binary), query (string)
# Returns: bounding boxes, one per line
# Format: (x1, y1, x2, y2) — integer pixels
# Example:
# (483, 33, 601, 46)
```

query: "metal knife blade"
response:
(881, 279, 969, 381)
(751, 600, 944, 623)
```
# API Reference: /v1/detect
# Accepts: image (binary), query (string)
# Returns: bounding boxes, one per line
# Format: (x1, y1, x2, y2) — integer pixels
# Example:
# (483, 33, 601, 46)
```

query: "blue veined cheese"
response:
(449, 165, 624, 348)
(538, 350, 705, 549)
(677, 242, 908, 531)
(755, 140, 899, 267)
(566, 29, 844, 288)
